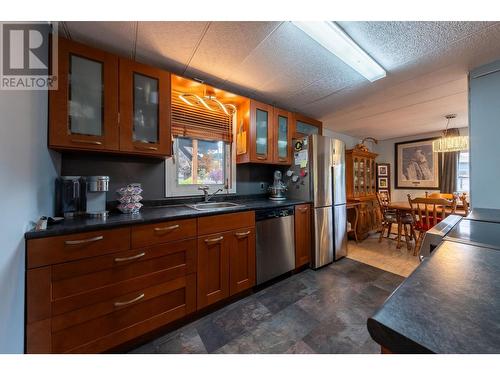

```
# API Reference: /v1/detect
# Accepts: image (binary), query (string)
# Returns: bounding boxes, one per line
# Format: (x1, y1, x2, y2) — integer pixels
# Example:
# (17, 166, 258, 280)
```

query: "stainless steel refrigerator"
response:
(288, 134, 347, 268)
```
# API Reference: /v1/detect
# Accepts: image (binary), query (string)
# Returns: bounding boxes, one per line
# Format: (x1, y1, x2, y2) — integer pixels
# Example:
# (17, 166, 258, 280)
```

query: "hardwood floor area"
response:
(128, 258, 404, 354)
(347, 234, 420, 277)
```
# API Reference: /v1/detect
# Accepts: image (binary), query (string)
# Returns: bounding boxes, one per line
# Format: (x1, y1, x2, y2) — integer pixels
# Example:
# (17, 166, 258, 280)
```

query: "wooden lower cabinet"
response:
(197, 226, 256, 309)
(230, 227, 256, 295)
(197, 233, 230, 309)
(294, 204, 311, 268)
(25, 210, 258, 353)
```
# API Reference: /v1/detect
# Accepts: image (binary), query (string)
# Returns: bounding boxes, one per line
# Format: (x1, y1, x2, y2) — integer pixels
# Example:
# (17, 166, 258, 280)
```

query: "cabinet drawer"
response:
(27, 228, 130, 269)
(131, 218, 196, 248)
(51, 274, 196, 353)
(51, 239, 196, 305)
(198, 211, 255, 236)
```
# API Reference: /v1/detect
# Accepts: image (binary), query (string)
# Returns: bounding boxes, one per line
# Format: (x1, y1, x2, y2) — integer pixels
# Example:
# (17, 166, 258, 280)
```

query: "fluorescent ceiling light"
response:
(291, 21, 386, 82)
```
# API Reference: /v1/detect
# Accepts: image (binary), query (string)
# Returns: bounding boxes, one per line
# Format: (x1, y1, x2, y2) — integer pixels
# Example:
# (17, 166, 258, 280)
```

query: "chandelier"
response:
(432, 114, 469, 153)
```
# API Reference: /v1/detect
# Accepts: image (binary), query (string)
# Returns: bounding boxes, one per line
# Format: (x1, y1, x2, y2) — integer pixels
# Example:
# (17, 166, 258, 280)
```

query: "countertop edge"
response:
(25, 199, 311, 240)
(367, 317, 433, 354)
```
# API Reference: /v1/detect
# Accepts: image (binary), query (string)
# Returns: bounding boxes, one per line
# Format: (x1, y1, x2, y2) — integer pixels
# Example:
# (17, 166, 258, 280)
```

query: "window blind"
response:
(171, 90, 233, 142)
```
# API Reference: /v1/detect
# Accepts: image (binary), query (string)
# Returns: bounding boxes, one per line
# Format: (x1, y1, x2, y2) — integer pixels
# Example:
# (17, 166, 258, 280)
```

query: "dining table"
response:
(388, 201, 468, 217)
(386, 200, 468, 250)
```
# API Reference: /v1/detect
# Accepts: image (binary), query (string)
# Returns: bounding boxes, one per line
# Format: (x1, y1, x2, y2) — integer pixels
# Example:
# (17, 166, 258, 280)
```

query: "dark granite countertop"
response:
(25, 197, 310, 240)
(367, 240, 500, 353)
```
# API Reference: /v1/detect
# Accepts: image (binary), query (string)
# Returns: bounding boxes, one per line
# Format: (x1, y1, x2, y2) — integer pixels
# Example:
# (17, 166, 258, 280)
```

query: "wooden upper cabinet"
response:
(345, 148, 378, 200)
(292, 113, 322, 138)
(49, 38, 119, 151)
(237, 100, 294, 165)
(249, 100, 274, 163)
(272, 108, 293, 165)
(119, 58, 171, 157)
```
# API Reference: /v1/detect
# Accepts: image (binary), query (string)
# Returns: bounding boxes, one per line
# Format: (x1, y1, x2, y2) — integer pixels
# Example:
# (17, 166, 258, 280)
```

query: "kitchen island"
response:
(367, 240, 500, 353)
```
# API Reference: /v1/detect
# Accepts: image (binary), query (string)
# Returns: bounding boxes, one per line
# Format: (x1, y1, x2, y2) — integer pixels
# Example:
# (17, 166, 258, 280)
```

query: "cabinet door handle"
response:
(71, 139, 103, 145)
(134, 144, 158, 151)
(114, 252, 146, 263)
(256, 155, 266, 160)
(298, 207, 308, 212)
(234, 230, 251, 238)
(114, 293, 145, 307)
(64, 235, 104, 245)
(204, 236, 224, 244)
(154, 224, 179, 232)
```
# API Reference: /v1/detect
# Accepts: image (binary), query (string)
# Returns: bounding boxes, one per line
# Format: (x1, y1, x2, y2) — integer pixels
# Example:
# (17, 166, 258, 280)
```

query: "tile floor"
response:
(347, 234, 420, 277)
(128, 258, 404, 354)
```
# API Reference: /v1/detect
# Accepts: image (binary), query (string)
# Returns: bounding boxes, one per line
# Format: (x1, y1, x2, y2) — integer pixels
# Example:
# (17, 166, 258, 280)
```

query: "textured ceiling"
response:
(64, 21, 500, 139)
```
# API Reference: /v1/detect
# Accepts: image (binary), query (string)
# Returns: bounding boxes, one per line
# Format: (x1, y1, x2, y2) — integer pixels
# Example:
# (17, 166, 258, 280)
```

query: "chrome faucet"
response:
(198, 186, 223, 202)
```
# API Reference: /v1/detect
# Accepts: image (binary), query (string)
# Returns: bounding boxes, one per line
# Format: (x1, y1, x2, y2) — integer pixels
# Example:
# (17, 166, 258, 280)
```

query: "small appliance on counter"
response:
(268, 170, 287, 201)
(83, 176, 110, 217)
(55, 176, 84, 218)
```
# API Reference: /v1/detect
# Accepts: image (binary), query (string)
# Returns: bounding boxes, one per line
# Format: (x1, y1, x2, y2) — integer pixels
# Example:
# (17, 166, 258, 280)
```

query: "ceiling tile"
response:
(65, 21, 136, 58)
(227, 22, 362, 99)
(185, 21, 282, 81)
(135, 21, 209, 74)
(337, 21, 494, 70)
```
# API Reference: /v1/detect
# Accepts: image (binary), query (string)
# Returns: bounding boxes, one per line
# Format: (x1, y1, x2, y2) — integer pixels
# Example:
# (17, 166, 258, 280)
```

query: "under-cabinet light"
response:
(291, 21, 386, 82)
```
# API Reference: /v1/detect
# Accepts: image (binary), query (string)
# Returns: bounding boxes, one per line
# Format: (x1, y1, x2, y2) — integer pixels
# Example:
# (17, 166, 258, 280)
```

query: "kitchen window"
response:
(457, 151, 470, 193)
(176, 137, 227, 185)
(166, 136, 236, 197)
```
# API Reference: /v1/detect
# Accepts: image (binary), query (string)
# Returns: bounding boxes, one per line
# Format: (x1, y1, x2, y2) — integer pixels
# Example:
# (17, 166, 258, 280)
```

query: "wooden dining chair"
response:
(425, 192, 455, 200)
(407, 194, 457, 256)
(376, 192, 413, 250)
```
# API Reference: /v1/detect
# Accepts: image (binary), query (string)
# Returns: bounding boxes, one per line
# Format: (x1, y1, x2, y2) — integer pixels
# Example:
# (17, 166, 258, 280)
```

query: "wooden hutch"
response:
(346, 147, 382, 241)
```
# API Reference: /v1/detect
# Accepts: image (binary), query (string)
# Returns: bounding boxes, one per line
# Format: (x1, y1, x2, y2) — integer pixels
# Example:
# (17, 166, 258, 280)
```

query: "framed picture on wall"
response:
(376, 163, 391, 199)
(395, 137, 442, 190)
(377, 164, 388, 177)
(378, 177, 388, 189)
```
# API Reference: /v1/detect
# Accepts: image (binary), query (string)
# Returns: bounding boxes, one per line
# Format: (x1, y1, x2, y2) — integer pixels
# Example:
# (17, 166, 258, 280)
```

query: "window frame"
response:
(456, 150, 470, 194)
(165, 120, 236, 197)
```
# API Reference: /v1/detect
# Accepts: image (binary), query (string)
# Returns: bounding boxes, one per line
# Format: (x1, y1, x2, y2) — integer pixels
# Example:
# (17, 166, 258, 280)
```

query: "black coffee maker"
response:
(55, 176, 86, 217)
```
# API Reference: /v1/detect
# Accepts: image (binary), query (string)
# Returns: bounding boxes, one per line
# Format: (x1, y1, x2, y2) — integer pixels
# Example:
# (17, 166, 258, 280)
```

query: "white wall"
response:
(374, 128, 468, 202)
(469, 60, 500, 209)
(0, 89, 60, 353)
(322, 128, 360, 149)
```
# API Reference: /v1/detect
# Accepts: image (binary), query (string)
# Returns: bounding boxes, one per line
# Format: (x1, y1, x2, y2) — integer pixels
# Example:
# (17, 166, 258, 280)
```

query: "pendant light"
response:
(432, 114, 469, 153)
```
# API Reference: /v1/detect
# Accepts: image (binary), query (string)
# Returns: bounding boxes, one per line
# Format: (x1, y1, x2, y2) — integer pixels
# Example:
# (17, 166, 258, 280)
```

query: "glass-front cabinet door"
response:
(250, 100, 273, 162)
(49, 38, 119, 151)
(119, 58, 171, 156)
(273, 108, 292, 164)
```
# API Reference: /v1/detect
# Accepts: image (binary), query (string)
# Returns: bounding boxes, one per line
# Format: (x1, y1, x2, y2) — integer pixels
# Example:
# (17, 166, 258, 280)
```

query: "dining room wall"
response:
(374, 127, 469, 202)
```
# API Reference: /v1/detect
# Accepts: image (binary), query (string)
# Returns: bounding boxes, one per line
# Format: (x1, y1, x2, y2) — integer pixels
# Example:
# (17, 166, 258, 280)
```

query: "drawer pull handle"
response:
(154, 224, 180, 232)
(205, 236, 224, 244)
(235, 230, 251, 238)
(298, 207, 308, 212)
(114, 293, 145, 307)
(114, 252, 146, 263)
(135, 144, 158, 151)
(64, 235, 104, 245)
(256, 155, 266, 160)
(71, 139, 103, 145)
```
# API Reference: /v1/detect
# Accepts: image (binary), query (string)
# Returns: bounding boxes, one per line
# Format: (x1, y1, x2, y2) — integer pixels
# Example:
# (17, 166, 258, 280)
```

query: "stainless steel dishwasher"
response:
(256, 206, 295, 285)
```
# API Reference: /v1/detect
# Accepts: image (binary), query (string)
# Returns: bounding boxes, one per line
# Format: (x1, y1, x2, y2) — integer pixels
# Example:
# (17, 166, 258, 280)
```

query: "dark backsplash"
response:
(61, 153, 286, 201)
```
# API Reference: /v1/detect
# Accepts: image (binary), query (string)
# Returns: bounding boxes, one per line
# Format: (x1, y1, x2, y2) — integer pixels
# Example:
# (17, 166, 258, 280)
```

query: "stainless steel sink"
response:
(186, 202, 244, 211)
